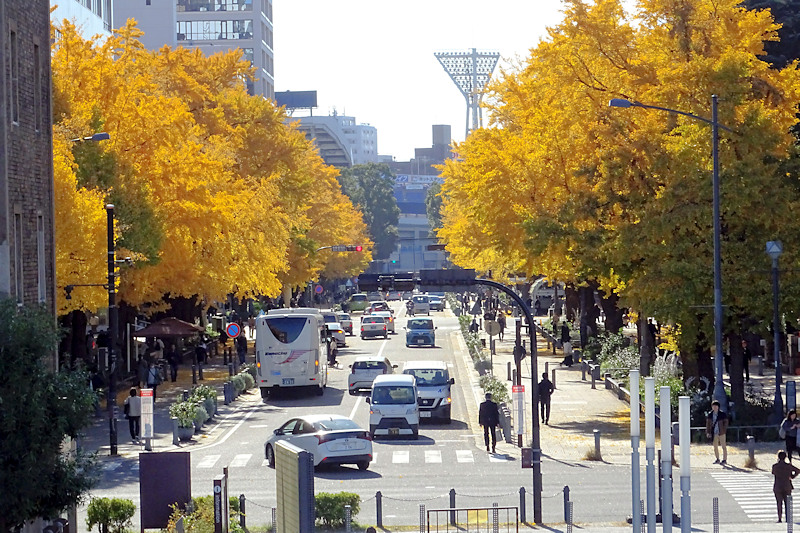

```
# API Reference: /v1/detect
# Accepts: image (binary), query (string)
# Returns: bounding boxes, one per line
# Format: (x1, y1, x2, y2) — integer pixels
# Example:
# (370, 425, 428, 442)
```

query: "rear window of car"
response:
(322, 313, 337, 323)
(408, 319, 433, 329)
(353, 361, 387, 371)
(363, 317, 385, 324)
(314, 418, 359, 431)
(413, 296, 429, 303)
(337, 314, 350, 321)
(351, 294, 367, 302)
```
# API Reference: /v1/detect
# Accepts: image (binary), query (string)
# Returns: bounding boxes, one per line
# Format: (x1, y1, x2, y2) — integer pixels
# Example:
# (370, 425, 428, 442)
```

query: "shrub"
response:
(86, 497, 136, 533)
(193, 404, 209, 426)
(165, 495, 243, 533)
(240, 363, 257, 379)
(479, 374, 509, 404)
(231, 374, 246, 393)
(169, 401, 197, 428)
(190, 384, 216, 401)
(315, 492, 360, 529)
(239, 372, 255, 390)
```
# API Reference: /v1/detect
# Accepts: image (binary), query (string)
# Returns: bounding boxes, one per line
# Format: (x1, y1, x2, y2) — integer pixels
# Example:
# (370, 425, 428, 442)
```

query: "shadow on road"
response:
(314, 465, 382, 479)
(549, 409, 631, 441)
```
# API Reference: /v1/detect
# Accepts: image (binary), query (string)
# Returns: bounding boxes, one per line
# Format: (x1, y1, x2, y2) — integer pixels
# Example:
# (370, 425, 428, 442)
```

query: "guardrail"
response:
(425, 505, 519, 532)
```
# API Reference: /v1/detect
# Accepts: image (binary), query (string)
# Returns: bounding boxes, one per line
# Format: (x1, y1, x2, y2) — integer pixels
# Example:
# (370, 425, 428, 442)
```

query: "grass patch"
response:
(583, 447, 603, 461)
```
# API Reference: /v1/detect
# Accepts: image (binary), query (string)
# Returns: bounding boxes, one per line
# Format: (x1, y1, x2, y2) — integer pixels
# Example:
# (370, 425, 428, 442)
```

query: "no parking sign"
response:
(226, 322, 241, 339)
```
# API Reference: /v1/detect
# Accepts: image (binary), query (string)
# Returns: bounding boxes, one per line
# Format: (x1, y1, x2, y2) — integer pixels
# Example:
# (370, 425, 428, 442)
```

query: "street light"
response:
(70, 132, 110, 142)
(767, 240, 783, 419)
(609, 96, 732, 408)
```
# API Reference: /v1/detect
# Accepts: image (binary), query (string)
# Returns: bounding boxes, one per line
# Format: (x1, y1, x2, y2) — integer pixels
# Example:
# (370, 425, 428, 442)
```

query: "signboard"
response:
(512, 385, 525, 436)
(314, 284, 324, 294)
(521, 447, 533, 469)
(226, 322, 241, 339)
(485, 320, 501, 336)
(213, 473, 229, 533)
(139, 452, 191, 530)
(141, 388, 154, 439)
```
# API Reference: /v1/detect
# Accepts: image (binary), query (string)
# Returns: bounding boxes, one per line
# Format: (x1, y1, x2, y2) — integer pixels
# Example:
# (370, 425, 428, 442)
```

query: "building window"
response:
(177, 0, 253, 12)
(9, 27, 19, 124)
(14, 213, 22, 303)
(177, 19, 254, 40)
(33, 44, 41, 133)
(37, 215, 45, 303)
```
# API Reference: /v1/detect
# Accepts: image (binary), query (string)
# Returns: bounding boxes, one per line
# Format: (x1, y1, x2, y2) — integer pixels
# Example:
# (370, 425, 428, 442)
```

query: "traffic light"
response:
(391, 259, 397, 264)
(426, 244, 447, 251)
(345, 245, 363, 252)
(331, 244, 363, 252)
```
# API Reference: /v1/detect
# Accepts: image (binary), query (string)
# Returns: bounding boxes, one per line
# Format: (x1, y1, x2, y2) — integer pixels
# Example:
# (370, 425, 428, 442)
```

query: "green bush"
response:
(190, 384, 216, 401)
(169, 401, 197, 428)
(315, 492, 360, 529)
(165, 495, 244, 533)
(479, 375, 509, 403)
(231, 374, 246, 393)
(240, 363, 257, 379)
(86, 497, 136, 533)
(193, 403, 209, 426)
(239, 371, 255, 390)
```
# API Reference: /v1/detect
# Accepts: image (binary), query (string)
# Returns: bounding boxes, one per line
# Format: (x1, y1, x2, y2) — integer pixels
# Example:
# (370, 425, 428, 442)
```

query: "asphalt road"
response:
(83, 302, 784, 530)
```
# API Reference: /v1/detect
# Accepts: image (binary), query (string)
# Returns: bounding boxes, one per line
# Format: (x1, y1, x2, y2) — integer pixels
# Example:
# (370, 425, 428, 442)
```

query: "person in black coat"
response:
(479, 393, 500, 453)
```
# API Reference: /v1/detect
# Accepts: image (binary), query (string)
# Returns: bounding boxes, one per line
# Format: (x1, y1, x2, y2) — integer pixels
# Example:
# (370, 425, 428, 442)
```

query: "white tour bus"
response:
(255, 308, 330, 398)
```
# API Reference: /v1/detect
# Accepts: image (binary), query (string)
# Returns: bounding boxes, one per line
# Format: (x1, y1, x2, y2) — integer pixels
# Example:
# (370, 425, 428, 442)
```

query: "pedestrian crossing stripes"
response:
(711, 471, 776, 522)
(425, 450, 442, 463)
(197, 454, 220, 469)
(392, 451, 410, 463)
(229, 454, 252, 467)
(456, 450, 475, 463)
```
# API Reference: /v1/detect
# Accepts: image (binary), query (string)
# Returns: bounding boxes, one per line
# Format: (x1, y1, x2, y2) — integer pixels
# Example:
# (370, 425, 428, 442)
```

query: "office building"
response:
(113, 0, 274, 98)
(0, 0, 57, 313)
(51, 0, 113, 40)
(294, 113, 379, 168)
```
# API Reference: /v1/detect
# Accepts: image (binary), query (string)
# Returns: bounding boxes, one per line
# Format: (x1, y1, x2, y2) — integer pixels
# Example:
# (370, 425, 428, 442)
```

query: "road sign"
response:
(314, 284, 324, 294)
(485, 320, 501, 336)
(226, 322, 241, 339)
(513, 385, 525, 436)
(141, 388, 154, 439)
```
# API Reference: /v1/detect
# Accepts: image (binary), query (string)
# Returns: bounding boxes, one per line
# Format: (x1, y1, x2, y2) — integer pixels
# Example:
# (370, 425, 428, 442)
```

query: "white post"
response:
(679, 396, 691, 533)
(631, 370, 641, 532)
(645, 377, 656, 532)
(660, 386, 672, 533)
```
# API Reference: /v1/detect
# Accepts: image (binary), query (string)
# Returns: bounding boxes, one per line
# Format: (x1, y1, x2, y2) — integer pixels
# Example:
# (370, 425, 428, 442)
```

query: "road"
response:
(85, 301, 783, 529)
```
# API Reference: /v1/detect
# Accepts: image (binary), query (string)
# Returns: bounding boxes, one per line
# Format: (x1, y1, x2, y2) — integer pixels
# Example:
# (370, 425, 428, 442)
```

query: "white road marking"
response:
(392, 450, 409, 463)
(456, 450, 474, 463)
(229, 454, 252, 468)
(425, 450, 442, 463)
(197, 455, 220, 469)
(711, 471, 776, 522)
(261, 459, 270, 467)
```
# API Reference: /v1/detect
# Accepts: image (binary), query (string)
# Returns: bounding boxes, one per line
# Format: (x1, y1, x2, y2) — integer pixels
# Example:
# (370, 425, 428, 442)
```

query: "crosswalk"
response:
(711, 471, 776, 522)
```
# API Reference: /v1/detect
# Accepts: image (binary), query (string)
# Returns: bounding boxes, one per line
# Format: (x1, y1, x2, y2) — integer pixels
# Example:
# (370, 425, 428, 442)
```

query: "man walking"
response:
(539, 372, 555, 424)
(479, 392, 500, 453)
(123, 387, 141, 442)
(706, 400, 729, 464)
(772, 451, 800, 523)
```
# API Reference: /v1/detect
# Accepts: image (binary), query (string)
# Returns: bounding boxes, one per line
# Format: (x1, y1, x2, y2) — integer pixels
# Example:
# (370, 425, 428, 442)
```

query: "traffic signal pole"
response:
(473, 278, 542, 524)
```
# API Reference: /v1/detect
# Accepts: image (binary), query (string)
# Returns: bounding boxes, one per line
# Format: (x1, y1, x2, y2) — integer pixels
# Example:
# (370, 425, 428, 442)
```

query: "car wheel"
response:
(357, 461, 369, 471)
(361, 336, 366, 340)
(427, 311, 430, 316)
(411, 427, 419, 440)
(265, 445, 275, 468)
(316, 384, 324, 396)
(349, 389, 356, 395)
(369, 425, 377, 440)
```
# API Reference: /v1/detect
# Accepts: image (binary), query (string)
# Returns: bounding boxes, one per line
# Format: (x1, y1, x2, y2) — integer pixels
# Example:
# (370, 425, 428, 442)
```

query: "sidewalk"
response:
(451, 308, 788, 471)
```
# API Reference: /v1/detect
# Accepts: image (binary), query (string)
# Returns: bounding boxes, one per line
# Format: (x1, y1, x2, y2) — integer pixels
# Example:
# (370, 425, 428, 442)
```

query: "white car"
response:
(327, 322, 346, 347)
(264, 414, 372, 470)
(348, 355, 397, 394)
(372, 310, 396, 334)
(337, 313, 353, 335)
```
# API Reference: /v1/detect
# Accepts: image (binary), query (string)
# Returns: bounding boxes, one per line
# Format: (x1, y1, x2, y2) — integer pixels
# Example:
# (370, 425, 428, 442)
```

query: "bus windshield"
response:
(265, 317, 307, 344)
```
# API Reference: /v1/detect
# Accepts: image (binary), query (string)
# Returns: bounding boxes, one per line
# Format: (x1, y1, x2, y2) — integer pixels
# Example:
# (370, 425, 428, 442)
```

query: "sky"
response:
(273, 1, 567, 162)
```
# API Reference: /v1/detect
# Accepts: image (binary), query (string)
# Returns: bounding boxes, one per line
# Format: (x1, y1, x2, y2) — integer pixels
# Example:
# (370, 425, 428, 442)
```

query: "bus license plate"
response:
(282, 378, 294, 385)
(420, 412, 431, 418)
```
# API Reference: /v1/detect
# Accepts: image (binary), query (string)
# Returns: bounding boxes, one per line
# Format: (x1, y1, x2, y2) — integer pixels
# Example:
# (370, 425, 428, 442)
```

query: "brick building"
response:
(0, 0, 56, 313)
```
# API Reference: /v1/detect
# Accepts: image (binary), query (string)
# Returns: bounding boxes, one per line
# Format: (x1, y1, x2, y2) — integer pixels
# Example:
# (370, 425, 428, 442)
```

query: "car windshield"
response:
(405, 368, 449, 386)
(408, 319, 433, 330)
(413, 296, 427, 303)
(353, 361, 387, 371)
(265, 317, 307, 343)
(351, 295, 367, 302)
(364, 317, 385, 324)
(371, 385, 415, 404)
(314, 418, 359, 431)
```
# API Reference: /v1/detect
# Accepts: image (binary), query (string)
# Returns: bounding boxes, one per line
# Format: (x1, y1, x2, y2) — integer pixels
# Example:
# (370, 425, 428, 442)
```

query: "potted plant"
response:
(169, 401, 197, 441)
(191, 384, 217, 421)
(193, 403, 209, 432)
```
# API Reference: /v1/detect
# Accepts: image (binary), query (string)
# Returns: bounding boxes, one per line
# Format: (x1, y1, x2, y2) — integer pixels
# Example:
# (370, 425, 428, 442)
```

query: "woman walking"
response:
(781, 410, 800, 462)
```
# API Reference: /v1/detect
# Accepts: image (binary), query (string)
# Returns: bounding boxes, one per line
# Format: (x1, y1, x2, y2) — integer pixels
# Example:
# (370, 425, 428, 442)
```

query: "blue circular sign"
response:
(226, 323, 241, 339)
(315, 284, 324, 294)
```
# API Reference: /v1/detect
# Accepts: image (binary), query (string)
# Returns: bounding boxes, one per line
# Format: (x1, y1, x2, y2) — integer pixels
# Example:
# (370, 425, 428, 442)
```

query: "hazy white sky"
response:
(273, 1, 567, 161)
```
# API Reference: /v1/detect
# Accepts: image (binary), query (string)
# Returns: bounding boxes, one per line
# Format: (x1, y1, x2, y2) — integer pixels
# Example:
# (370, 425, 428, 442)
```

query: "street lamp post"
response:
(767, 241, 784, 419)
(609, 96, 731, 408)
(106, 204, 118, 456)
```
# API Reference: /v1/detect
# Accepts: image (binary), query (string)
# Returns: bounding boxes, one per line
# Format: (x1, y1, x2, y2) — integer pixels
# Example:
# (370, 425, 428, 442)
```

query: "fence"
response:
(425, 505, 518, 532)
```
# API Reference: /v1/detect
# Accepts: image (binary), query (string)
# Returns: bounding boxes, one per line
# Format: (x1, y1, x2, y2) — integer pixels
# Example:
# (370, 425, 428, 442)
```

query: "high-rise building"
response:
(51, 0, 113, 39)
(293, 113, 379, 168)
(113, 0, 274, 98)
(0, 0, 57, 313)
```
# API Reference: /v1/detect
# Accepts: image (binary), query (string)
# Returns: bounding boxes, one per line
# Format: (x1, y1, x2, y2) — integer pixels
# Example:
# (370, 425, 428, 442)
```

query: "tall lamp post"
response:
(609, 96, 732, 408)
(767, 240, 784, 419)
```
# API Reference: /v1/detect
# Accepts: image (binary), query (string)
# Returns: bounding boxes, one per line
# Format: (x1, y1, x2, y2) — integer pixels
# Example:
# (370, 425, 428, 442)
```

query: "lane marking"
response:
(229, 454, 252, 468)
(425, 450, 442, 463)
(456, 450, 474, 463)
(197, 455, 220, 469)
(393, 450, 409, 463)
(190, 405, 260, 452)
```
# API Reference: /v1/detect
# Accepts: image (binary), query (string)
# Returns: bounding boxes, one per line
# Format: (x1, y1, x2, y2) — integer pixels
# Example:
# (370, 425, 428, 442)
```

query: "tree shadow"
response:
(548, 409, 632, 441)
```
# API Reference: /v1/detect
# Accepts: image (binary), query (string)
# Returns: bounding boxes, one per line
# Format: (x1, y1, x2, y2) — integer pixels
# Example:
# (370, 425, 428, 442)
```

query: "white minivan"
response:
(411, 294, 431, 315)
(367, 374, 419, 439)
(402, 360, 454, 423)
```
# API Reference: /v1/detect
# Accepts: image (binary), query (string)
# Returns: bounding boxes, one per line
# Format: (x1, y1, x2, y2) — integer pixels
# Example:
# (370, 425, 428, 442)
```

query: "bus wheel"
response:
(260, 388, 270, 400)
(316, 385, 324, 396)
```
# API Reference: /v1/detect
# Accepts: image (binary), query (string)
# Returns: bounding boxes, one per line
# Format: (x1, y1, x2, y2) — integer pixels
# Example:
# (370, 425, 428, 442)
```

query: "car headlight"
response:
(406, 408, 417, 415)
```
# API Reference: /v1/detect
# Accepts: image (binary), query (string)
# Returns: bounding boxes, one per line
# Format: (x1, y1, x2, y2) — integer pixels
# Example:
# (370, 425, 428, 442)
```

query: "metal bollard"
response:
(191, 364, 197, 385)
(567, 501, 573, 533)
(182, 389, 190, 401)
(508, 362, 512, 381)
(552, 368, 557, 389)
(344, 504, 352, 533)
(172, 417, 179, 445)
(594, 430, 601, 459)
(239, 494, 246, 531)
(519, 487, 526, 523)
(228, 363, 234, 376)
(223, 382, 230, 405)
(591, 366, 597, 389)
(545, 361, 549, 376)
(271, 507, 277, 532)
(758, 355, 764, 376)
(747, 435, 755, 463)
(376, 491, 383, 528)
(563, 485, 570, 523)
(582, 361, 587, 381)
(449, 488, 456, 525)
(713, 497, 719, 533)
(419, 504, 425, 533)
(198, 364, 204, 381)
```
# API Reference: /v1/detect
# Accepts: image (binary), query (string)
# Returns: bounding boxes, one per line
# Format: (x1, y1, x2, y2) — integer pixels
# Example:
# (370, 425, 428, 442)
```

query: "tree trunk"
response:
(728, 330, 745, 408)
(638, 315, 654, 376)
(564, 284, 579, 323)
(598, 288, 624, 334)
(578, 284, 597, 349)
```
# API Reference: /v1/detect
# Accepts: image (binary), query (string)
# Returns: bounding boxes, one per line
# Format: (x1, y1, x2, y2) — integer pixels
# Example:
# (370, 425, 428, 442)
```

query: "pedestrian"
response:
(136, 354, 148, 389)
(146, 360, 162, 400)
(123, 387, 141, 442)
(772, 450, 800, 523)
(166, 344, 179, 382)
(478, 392, 500, 453)
(497, 312, 506, 341)
(219, 327, 228, 347)
(742, 339, 752, 382)
(236, 333, 247, 364)
(469, 319, 479, 334)
(248, 316, 256, 338)
(538, 372, 554, 424)
(560, 322, 570, 346)
(705, 400, 729, 464)
(781, 410, 800, 463)
(534, 299, 542, 316)
(194, 339, 207, 365)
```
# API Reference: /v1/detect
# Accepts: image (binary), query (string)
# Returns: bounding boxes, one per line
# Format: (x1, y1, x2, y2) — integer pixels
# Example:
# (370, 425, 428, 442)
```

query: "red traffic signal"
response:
(345, 245, 363, 252)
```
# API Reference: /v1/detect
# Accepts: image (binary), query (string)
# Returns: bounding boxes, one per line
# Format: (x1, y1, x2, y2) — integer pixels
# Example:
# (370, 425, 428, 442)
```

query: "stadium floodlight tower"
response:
(435, 48, 500, 138)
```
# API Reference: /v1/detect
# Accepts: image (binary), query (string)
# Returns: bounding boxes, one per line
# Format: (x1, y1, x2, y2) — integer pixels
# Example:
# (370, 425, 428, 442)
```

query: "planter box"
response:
(177, 426, 194, 441)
